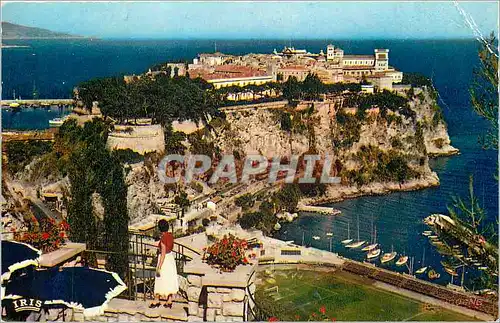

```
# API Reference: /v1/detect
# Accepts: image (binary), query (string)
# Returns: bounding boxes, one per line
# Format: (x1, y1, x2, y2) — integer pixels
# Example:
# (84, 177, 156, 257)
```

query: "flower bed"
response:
(13, 218, 69, 253)
(203, 234, 249, 272)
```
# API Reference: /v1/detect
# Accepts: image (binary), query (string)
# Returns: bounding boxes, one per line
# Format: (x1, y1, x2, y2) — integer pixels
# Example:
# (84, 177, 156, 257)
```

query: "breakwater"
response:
(1, 99, 73, 107)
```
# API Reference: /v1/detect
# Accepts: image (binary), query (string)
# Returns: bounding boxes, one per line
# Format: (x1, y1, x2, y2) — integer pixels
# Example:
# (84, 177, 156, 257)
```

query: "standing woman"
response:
(150, 219, 179, 308)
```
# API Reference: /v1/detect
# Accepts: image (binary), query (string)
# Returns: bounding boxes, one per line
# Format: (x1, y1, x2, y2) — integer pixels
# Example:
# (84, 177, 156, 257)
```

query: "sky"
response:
(1, 1, 498, 39)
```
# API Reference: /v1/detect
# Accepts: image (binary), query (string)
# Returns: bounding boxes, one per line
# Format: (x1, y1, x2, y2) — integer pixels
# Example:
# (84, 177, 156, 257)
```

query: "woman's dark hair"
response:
(158, 219, 169, 233)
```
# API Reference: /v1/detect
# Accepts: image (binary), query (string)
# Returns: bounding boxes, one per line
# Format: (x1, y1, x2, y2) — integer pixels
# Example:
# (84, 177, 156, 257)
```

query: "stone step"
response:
(105, 298, 188, 322)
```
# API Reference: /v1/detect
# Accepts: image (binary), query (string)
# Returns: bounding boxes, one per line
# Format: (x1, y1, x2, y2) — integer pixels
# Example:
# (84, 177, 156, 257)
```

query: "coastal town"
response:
(1, 5, 498, 320)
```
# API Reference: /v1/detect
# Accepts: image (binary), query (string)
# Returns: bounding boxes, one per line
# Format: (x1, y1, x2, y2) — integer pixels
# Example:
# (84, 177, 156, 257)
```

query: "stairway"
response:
(104, 295, 189, 322)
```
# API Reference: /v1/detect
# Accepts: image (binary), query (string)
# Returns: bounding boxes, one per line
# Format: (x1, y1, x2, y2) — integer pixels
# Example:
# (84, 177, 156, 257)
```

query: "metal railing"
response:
(127, 232, 201, 301)
(81, 233, 201, 301)
(245, 269, 270, 321)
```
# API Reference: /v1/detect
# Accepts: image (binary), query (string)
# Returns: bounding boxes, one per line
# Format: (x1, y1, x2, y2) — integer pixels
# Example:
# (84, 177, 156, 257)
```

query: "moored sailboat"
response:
(428, 268, 440, 279)
(346, 215, 365, 248)
(367, 249, 381, 259)
(396, 255, 408, 266)
(415, 249, 427, 274)
(381, 245, 397, 263)
(444, 267, 458, 276)
(341, 221, 353, 245)
(362, 225, 378, 252)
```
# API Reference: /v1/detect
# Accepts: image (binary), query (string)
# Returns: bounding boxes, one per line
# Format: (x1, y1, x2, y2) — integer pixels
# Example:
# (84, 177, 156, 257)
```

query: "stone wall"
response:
(183, 259, 257, 322)
(107, 124, 165, 154)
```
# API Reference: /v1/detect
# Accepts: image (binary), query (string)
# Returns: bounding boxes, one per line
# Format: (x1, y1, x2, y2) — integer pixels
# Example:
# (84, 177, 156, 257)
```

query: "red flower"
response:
(243, 257, 249, 264)
(60, 221, 70, 230)
(312, 313, 317, 317)
(320, 306, 326, 315)
(59, 232, 65, 238)
(331, 318, 337, 322)
(268, 317, 279, 322)
(232, 251, 237, 257)
(222, 238, 228, 245)
(42, 232, 50, 240)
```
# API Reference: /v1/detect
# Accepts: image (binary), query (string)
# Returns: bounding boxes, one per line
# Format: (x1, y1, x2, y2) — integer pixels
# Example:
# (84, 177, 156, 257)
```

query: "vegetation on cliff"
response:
(76, 74, 221, 126)
(4, 140, 53, 174)
(4, 119, 130, 278)
(59, 119, 129, 277)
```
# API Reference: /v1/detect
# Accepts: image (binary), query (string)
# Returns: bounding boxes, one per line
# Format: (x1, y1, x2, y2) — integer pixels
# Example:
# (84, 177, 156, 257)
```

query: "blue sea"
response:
(1, 39, 498, 288)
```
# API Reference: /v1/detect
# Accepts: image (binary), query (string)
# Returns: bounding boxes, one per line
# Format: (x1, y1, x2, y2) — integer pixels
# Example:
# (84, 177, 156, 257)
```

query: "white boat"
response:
(49, 115, 71, 127)
(444, 267, 458, 276)
(341, 222, 352, 244)
(478, 266, 488, 271)
(312, 236, 320, 241)
(381, 249, 397, 263)
(362, 243, 378, 252)
(428, 235, 438, 239)
(422, 230, 432, 236)
(415, 248, 427, 274)
(49, 118, 64, 127)
(346, 240, 365, 248)
(362, 225, 378, 252)
(346, 214, 364, 249)
(396, 256, 408, 266)
(326, 233, 333, 237)
(367, 249, 381, 259)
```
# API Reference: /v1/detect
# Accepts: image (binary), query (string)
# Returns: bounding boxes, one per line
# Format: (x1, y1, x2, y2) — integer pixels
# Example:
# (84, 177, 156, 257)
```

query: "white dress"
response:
(154, 252, 179, 299)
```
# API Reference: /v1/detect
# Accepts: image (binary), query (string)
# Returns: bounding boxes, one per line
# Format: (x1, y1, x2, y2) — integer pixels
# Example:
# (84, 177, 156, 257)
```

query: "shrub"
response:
(14, 218, 69, 253)
(204, 234, 249, 271)
(235, 194, 255, 210)
(113, 149, 144, 164)
(5, 140, 53, 174)
(280, 112, 292, 132)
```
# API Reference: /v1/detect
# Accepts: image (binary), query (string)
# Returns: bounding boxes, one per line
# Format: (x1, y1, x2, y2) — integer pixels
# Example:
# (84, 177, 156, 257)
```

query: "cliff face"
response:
(211, 87, 457, 204)
(125, 162, 167, 223)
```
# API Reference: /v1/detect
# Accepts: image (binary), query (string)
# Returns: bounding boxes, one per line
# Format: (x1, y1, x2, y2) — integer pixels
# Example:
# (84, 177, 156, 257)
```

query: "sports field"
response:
(255, 269, 480, 321)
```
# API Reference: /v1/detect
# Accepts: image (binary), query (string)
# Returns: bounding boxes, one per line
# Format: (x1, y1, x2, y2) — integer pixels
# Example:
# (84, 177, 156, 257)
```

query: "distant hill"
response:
(1, 22, 84, 39)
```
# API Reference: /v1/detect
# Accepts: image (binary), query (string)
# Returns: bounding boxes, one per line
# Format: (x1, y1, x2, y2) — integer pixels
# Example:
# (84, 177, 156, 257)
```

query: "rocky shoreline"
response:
(301, 171, 440, 206)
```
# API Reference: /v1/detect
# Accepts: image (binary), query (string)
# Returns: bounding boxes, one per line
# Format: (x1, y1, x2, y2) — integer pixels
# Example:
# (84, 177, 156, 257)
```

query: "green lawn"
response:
(255, 269, 480, 321)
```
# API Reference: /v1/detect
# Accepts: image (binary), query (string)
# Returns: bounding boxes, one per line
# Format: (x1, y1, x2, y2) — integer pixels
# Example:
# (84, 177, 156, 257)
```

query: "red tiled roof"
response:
(189, 65, 267, 81)
(278, 65, 309, 71)
(343, 66, 375, 70)
(343, 55, 375, 59)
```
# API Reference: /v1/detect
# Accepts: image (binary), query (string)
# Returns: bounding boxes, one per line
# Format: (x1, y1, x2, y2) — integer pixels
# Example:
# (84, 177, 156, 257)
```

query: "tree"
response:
(301, 73, 323, 100)
(235, 194, 254, 210)
(447, 176, 493, 240)
(470, 32, 498, 150)
(282, 76, 301, 101)
(60, 118, 129, 277)
(273, 184, 301, 212)
(174, 190, 191, 219)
